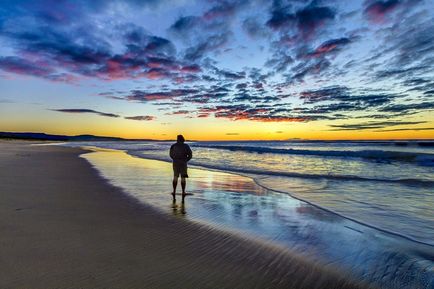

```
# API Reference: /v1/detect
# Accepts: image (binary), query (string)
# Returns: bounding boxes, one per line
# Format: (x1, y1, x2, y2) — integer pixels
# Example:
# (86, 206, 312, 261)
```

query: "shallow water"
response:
(80, 149, 434, 289)
(63, 140, 434, 245)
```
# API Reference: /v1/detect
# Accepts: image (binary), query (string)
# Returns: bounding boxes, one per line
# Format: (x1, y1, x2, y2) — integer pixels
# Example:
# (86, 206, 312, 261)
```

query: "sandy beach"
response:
(0, 141, 368, 289)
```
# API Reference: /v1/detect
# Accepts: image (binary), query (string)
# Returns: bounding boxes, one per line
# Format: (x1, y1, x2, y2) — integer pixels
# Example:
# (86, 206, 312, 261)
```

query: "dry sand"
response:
(0, 141, 369, 289)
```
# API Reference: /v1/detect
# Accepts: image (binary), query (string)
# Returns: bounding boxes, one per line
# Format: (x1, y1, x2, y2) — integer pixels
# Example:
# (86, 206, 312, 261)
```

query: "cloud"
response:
(213, 68, 246, 80)
(299, 86, 350, 103)
(363, 0, 420, 24)
(51, 109, 120, 118)
(199, 104, 307, 122)
(287, 58, 331, 82)
(374, 127, 434, 132)
(203, 0, 247, 21)
(295, 5, 335, 38)
(169, 110, 191, 115)
(225, 132, 240, 135)
(0, 56, 52, 77)
(242, 17, 269, 38)
(304, 38, 352, 58)
(124, 115, 156, 121)
(299, 86, 401, 110)
(169, 16, 201, 34)
(380, 101, 434, 113)
(328, 120, 426, 131)
(0, 13, 206, 82)
(125, 88, 199, 102)
(267, 3, 335, 39)
(1, 0, 433, 131)
(364, 0, 401, 23)
(184, 33, 230, 60)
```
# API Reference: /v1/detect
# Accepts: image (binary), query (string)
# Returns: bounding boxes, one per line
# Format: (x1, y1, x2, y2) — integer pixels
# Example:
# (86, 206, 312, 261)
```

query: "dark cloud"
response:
(304, 38, 352, 58)
(0, 56, 53, 79)
(364, 0, 401, 23)
(363, 0, 420, 24)
(295, 5, 335, 38)
(299, 86, 349, 103)
(299, 86, 398, 108)
(267, 3, 335, 39)
(292, 86, 410, 121)
(242, 17, 269, 38)
(374, 127, 434, 132)
(203, 0, 247, 21)
(124, 115, 156, 121)
(169, 110, 191, 115)
(287, 58, 331, 82)
(1, 0, 174, 26)
(184, 33, 230, 60)
(367, 13, 434, 86)
(266, 51, 294, 73)
(125, 88, 199, 102)
(328, 120, 426, 131)
(199, 104, 307, 122)
(376, 66, 429, 80)
(168, 0, 249, 62)
(51, 109, 120, 118)
(214, 68, 246, 80)
(0, 12, 206, 82)
(169, 16, 201, 34)
(380, 102, 434, 113)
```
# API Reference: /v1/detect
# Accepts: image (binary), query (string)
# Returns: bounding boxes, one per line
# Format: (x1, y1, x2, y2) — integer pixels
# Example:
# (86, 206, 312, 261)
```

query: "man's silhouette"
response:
(170, 135, 192, 203)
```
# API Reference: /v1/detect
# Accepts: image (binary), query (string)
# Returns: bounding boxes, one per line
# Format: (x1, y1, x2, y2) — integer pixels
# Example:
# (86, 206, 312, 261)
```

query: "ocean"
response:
(61, 140, 434, 288)
(64, 140, 434, 246)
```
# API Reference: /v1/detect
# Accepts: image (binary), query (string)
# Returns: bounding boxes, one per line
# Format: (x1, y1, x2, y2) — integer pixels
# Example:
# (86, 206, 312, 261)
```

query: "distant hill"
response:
(0, 132, 153, 141)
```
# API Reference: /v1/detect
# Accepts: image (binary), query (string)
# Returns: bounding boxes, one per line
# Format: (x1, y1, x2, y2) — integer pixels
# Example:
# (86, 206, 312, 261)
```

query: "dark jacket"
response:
(170, 142, 192, 163)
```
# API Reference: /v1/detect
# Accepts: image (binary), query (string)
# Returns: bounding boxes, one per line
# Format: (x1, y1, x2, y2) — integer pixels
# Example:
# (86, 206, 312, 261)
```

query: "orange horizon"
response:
(2, 128, 433, 142)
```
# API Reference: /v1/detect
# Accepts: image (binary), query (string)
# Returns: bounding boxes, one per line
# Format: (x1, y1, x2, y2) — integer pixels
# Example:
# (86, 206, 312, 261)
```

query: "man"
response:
(170, 134, 192, 203)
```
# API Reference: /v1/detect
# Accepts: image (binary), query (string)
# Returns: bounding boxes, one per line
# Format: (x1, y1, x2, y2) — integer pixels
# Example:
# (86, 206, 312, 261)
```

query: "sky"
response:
(0, 0, 433, 140)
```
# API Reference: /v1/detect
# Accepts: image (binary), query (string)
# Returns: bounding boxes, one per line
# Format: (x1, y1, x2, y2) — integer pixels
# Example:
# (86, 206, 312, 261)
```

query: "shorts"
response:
(173, 162, 188, 178)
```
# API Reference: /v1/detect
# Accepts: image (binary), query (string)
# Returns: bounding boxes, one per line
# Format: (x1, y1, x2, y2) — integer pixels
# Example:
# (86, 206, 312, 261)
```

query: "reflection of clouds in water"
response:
(82, 150, 434, 289)
(296, 205, 342, 223)
(194, 172, 267, 195)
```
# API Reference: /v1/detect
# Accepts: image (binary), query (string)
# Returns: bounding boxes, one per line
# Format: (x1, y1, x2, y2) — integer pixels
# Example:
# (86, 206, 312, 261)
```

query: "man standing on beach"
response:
(170, 135, 192, 203)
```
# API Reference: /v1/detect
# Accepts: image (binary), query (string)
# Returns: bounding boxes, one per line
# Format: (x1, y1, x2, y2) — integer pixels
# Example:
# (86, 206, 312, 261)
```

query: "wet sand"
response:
(0, 141, 367, 289)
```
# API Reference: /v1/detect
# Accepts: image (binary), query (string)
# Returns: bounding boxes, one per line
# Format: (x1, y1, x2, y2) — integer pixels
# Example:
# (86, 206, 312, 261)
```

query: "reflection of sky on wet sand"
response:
(82, 149, 433, 289)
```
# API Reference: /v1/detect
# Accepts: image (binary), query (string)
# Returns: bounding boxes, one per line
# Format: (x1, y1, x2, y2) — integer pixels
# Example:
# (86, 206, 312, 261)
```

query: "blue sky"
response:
(0, 0, 433, 139)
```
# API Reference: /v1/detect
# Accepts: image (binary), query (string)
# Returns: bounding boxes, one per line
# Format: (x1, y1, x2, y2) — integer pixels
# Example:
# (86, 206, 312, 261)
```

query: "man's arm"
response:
(169, 145, 175, 160)
(186, 145, 192, 162)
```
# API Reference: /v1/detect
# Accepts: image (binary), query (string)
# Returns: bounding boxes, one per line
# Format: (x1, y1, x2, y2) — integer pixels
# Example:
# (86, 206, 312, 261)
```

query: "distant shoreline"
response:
(1, 131, 433, 143)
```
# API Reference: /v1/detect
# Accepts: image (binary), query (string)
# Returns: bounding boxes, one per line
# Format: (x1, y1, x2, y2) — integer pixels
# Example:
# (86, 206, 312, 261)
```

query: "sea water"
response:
(64, 140, 434, 246)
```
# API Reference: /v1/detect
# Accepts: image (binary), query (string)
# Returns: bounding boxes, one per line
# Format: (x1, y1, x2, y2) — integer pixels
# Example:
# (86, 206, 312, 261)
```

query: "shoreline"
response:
(0, 141, 367, 289)
(123, 150, 433, 247)
(78, 145, 434, 289)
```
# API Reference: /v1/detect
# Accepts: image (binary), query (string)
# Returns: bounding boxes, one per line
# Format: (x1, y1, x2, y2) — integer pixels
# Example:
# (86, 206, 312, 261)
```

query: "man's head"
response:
(177, 134, 185, 143)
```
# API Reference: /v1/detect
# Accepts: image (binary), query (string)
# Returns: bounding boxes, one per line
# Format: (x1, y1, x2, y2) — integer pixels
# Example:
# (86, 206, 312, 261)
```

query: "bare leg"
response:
(172, 177, 178, 202)
(181, 177, 186, 203)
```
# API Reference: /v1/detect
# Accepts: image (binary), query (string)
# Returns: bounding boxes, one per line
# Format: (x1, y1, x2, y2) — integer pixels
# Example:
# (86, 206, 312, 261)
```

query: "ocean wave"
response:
(253, 178, 434, 247)
(127, 151, 434, 187)
(193, 145, 434, 166)
(125, 150, 434, 246)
